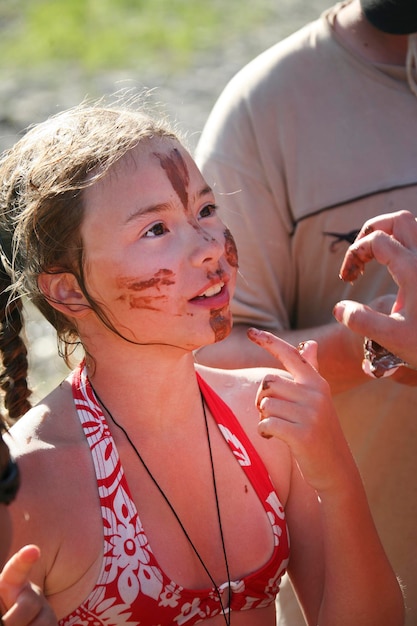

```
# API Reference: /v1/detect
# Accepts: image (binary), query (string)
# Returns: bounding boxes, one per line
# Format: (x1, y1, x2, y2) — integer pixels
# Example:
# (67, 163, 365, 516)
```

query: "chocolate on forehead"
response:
(155, 148, 189, 209)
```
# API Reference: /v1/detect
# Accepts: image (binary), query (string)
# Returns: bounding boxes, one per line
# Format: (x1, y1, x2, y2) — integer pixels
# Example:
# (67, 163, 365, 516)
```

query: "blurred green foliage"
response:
(0, 0, 276, 73)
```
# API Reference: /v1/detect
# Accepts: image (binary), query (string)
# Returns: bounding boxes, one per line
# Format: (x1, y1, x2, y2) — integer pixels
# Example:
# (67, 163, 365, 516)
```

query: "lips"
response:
(197, 282, 224, 298)
(190, 280, 228, 304)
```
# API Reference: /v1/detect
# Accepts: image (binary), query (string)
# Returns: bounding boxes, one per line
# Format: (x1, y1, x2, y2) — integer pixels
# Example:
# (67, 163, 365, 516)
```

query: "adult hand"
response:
(334, 210, 417, 371)
(247, 328, 355, 494)
(0, 545, 57, 626)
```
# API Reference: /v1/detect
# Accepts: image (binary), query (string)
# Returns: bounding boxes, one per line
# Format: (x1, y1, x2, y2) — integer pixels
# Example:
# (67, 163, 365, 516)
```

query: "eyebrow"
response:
(124, 185, 214, 225)
(191, 185, 213, 202)
(124, 202, 171, 225)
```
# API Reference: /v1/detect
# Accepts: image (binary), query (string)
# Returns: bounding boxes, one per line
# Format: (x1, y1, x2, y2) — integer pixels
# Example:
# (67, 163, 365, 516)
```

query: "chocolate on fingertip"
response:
(258, 420, 273, 439)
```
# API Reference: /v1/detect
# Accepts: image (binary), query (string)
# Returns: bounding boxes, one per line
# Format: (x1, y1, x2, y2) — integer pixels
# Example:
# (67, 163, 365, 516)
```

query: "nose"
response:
(188, 223, 224, 267)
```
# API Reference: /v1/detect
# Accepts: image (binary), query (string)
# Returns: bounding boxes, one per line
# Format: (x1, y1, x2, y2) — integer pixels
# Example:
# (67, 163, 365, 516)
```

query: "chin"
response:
(209, 309, 233, 344)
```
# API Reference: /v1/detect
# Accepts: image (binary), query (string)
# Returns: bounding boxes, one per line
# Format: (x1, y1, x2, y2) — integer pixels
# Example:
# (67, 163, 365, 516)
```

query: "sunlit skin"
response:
(0, 439, 58, 625)
(80, 138, 238, 351)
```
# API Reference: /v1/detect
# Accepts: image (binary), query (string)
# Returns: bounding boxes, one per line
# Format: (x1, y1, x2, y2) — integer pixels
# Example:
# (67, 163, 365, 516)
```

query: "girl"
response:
(0, 99, 404, 625)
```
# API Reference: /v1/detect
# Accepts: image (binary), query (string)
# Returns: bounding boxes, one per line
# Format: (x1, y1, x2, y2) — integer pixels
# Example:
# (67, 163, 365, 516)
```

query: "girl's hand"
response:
(247, 328, 355, 494)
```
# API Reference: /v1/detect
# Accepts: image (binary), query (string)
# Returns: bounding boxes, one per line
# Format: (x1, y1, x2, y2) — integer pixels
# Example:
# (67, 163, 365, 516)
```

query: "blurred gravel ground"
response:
(0, 0, 330, 402)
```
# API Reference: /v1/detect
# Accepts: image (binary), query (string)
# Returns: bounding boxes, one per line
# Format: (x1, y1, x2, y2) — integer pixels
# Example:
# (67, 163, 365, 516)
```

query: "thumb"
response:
(0, 545, 40, 603)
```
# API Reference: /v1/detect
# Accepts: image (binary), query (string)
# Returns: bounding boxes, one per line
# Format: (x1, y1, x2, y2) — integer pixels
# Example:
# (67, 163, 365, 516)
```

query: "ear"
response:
(38, 272, 90, 319)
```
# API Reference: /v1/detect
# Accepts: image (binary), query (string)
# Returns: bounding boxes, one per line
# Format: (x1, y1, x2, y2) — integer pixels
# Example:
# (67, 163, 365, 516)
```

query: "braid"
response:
(0, 253, 31, 422)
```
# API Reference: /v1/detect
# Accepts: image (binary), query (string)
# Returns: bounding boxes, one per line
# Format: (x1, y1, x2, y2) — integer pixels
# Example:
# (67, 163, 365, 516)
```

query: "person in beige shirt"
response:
(195, 0, 417, 623)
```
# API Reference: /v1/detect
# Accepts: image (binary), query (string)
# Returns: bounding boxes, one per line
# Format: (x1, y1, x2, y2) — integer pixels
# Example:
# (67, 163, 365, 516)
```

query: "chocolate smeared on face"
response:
(209, 308, 231, 342)
(117, 269, 175, 310)
(118, 269, 175, 292)
(126, 295, 168, 311)
(224, 229, 238, 268)
(155, 147, 189, 209)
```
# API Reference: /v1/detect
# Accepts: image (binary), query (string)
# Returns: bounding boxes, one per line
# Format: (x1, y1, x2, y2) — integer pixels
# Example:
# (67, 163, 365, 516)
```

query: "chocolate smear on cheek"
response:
(209, 309, 230, 342)
(208, 230, 237, 342)
(155, 148, 189, 209)
(117, 269, 175, 310)
(224, 229, 239, 268)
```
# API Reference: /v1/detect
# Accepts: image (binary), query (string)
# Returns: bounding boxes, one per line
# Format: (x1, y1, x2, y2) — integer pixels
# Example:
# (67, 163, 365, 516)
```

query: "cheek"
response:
(224, 229, 239, 268)
(115, 269, 176, 311)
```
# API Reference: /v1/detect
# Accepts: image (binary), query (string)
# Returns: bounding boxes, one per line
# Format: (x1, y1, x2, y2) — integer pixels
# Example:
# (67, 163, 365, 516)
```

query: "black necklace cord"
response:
(200, 390, 232, 614)
(90, 383, 232, 626)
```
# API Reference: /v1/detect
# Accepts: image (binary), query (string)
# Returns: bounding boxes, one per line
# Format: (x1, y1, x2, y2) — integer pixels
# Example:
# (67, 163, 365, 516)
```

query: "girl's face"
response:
(81, 137, 238, 351)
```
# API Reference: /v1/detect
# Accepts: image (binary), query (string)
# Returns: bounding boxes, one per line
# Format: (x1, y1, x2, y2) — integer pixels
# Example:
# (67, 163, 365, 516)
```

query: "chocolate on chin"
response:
(362, 337, 408, 378)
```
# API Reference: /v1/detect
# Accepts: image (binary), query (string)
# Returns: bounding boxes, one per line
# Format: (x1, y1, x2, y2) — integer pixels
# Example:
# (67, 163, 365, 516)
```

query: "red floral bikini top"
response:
(59, 365, 290, 626)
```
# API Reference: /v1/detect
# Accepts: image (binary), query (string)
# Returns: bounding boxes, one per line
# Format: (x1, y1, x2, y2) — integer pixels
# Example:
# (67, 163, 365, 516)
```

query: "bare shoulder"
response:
(4, 375, 86, 521)
(195, 363, 290, 414)
(4, 373, 102, 593)
(5, 376, 79, 458)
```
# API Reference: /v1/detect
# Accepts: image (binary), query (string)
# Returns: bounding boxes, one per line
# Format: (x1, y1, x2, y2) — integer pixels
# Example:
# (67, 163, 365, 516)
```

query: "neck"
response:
(84, 339, 202, 433)
(334, 0, 409, 65)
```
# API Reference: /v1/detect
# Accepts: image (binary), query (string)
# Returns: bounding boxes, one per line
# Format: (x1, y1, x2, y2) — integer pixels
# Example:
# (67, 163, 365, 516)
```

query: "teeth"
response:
(201, 282, 224, 298)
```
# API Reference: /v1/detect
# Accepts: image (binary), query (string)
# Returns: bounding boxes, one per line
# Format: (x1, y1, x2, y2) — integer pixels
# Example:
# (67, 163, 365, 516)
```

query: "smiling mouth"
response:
(194, 281, 225, 299)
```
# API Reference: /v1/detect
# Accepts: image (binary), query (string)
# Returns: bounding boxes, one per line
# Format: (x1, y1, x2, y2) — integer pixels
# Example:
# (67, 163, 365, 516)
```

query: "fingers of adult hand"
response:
(339, 230, 410, 282)
(0, 546, 40, 589)
(247, 329, 318, 383)
(334, 300, 390, 333)
(333, 300, 410, 358)
(355, 210, 417, 247)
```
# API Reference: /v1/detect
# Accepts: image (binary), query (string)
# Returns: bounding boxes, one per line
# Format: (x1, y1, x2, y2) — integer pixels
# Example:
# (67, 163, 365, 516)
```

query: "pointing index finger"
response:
(247, 328, 317, 382)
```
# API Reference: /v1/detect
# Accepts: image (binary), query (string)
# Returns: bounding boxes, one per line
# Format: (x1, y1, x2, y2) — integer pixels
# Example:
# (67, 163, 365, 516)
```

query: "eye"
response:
(143, 222, 169, 238)
(199, 203, 218, 219)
